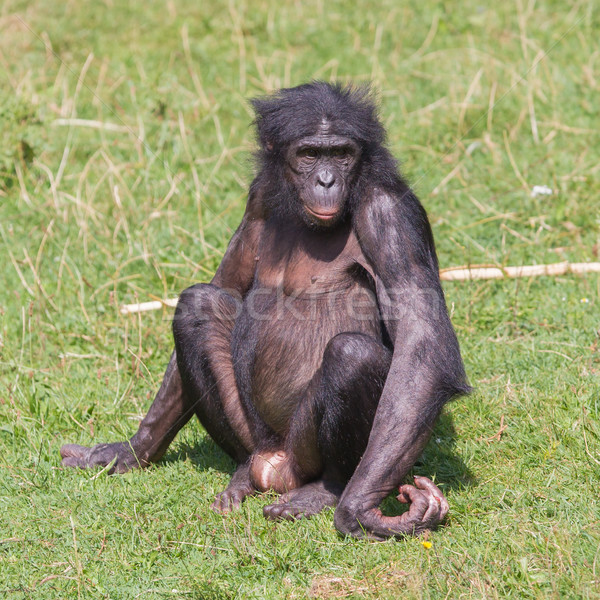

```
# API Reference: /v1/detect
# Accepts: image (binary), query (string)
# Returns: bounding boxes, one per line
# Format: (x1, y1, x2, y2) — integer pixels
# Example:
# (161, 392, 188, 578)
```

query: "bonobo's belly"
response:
(231, 282, 382, 435)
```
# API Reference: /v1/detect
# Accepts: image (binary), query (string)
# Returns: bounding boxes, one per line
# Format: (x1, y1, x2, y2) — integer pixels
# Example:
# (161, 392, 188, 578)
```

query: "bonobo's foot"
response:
(60, 442, 146, 474)
(249, 450, 303, 494)
(263, 480, 344, 521)
(211, 463, 256, 514)
(334, 476, 449, 540)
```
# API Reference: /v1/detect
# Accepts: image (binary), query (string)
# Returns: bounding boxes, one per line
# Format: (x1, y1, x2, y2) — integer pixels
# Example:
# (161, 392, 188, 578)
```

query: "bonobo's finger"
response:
(397, 484, 415, 504)
(264, 501, 294, 520)
(414, 476, 449, 521)
(412, 479, 442, 523)
(397, 484, 428, 514)
(422, 492, 442, 524)
(440, 498, 449, 521)
(210, 495, 223, 513)
(396, 485, 429, 520)
(225, 491, 245, 512)
(414, 476, 443, 497)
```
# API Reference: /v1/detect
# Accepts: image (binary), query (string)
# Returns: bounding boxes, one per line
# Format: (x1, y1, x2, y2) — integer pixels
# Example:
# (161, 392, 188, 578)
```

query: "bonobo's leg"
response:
(62, 284, 255, 499)
(61, 352, 191, 473)
(173, 284, 262, 512)
(263, 332, 392, 520)
(172, 283, 254, 460)
(263, 333, 449, 531)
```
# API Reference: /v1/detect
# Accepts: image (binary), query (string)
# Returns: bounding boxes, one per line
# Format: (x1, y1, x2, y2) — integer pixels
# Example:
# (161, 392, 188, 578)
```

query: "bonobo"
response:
(61, 82, 470, 539)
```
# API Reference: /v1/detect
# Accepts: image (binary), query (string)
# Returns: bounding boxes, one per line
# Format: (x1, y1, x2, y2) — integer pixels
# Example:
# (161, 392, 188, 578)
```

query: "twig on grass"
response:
(439, 261, 600, 281)
(120, 298, 179, 315)
(118, 261, 600, 315)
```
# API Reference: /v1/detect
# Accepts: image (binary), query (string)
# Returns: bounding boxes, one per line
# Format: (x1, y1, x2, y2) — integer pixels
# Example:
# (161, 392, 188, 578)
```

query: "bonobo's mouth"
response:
(305, 206, 339, 222)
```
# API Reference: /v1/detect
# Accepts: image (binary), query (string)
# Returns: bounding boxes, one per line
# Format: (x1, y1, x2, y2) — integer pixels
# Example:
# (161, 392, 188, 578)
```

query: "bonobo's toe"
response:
(211, 489, 247, 514)
(263, 502, 303, 520)
(263, 480, 341, 521)
(60, 441, 143, 473)
(60, 444, 91, 466)
(211, 463, 256, 514)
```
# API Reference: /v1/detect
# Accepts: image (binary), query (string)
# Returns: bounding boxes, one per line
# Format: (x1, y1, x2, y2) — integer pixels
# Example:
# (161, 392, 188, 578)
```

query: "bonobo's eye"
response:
(332, 146, 353, 160)
(298, 147, 319, 160)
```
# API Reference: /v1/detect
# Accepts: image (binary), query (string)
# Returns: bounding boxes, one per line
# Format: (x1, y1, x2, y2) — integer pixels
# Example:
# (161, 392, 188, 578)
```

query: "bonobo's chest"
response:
(254, 219, 370, 295)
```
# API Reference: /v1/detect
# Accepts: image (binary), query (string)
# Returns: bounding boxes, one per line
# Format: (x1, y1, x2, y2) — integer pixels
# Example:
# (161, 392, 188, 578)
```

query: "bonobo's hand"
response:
(60, 442, 147, 474)
(333, 476, 449, 540)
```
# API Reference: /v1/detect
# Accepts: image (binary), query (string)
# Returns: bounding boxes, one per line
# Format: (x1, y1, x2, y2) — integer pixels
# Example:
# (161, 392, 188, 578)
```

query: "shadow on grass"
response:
(415, 410, 476, 490)
(381, 409, 476, 516)
(161, 433, 237, 474)
(162, 408, 475, 496)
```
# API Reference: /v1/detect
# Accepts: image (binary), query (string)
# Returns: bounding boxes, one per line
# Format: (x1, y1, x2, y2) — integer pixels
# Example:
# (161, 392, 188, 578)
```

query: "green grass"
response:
(1, 0, 599, 597)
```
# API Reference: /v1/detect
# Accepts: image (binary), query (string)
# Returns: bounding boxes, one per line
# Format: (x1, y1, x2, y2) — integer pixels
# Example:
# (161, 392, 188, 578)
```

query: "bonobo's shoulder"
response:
(353, 184, 435, 257)
(363, 186, 397, 210)
(233, 187, 268, 240)
(357, 185, 418, 222)
(245, 186, 268, 221)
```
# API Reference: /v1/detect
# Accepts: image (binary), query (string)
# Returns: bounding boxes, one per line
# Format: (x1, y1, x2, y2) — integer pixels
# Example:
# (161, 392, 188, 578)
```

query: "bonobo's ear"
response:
(250, 96, 271, 151)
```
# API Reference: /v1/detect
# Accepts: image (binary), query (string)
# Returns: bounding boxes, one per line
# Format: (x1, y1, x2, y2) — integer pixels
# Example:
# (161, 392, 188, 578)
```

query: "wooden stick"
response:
(120, 298, 178, 315)
(439, 261, 600, 281)
(119, 261, 600, 315)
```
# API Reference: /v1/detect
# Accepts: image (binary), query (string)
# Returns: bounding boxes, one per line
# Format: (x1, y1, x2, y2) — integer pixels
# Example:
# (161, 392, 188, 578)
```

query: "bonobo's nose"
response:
(317, 169, 335, 188)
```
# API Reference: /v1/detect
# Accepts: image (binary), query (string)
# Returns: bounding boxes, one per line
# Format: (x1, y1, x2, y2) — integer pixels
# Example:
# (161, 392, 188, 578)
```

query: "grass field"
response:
(1, 0, 599, 598)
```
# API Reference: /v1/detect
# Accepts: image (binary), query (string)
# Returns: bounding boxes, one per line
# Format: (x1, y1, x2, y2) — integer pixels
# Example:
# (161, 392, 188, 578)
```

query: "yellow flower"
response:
(421, 541, 432, 549)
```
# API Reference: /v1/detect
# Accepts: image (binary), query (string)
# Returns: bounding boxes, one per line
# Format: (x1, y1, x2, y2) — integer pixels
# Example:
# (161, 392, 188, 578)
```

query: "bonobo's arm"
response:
(210, 194, 264, 294)
(335, 187, 469, 539)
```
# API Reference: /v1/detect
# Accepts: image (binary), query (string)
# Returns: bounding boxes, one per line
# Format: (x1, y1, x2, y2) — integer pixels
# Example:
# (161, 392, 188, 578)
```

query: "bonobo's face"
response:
(285, 126, 361, 228)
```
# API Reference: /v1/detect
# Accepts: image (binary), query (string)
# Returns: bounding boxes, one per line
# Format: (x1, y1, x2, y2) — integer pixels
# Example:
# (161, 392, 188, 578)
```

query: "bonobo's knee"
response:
(173, 284, 237, 335)
(175, 283, 218, 322)
(323, 333, 391, 381)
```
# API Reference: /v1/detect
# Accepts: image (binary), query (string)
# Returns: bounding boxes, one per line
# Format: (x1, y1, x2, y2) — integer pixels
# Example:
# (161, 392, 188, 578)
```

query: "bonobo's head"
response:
(252, 82, 387, 228)
(284, 122, 360, 226)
